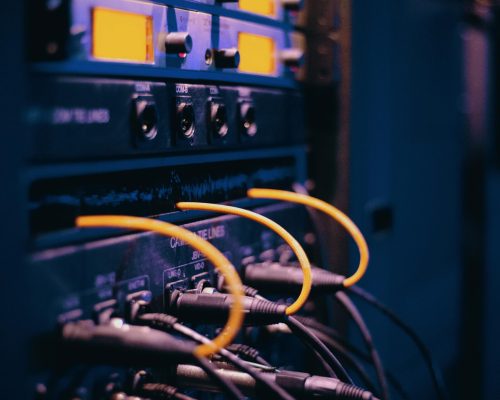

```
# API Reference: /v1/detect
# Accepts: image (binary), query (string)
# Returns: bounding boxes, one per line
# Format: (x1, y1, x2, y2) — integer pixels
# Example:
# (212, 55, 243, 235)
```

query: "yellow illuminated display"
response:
(238, 33, 276, 75)
(92, 7, 153, 63)
(239, 0, 276, 17)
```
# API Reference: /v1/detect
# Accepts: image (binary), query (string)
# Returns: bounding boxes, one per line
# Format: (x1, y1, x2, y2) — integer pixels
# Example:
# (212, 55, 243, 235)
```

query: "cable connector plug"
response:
(138, 383, 197, 400)
(226, 344, 271, 366)
(135, 313, 179, 332)
(175, 364, 379, 399)
(216, 272, 260, 297)
(167, 289, 287, 325)
(243, 263, 345, 294)
(61, 320, 195, 366)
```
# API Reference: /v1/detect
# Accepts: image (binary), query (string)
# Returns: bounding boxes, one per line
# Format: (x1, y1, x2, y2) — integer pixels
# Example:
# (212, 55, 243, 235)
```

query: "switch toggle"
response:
(163, 32, 193, 54)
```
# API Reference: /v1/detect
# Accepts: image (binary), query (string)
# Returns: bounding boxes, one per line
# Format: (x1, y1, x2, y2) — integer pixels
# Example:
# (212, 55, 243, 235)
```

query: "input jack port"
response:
(240, 102, 257, 137)
(177, 102, 195, 139)
(210, 102, 229, 138)
(133, 96, 158, 141)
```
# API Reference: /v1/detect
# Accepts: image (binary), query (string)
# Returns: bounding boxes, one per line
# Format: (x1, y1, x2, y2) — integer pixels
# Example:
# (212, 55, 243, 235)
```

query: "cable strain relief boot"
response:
(217, 274, 259, 298)
(136, 313, 179, 332)
(168, 290, 285, 325)
(250, 299, 288, 323)
(226, 344, 261, 361)
(243, 285, 260, 298)
(312, 268, 346, 290)
(336, 383, 377, 400)
(139, 383, 178, 399)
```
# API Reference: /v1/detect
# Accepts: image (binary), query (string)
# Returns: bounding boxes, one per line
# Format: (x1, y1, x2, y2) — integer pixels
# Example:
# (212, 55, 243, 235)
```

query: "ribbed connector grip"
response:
(140, 383, 178, 399)
(168, 290, 286, 325)
(137, 313, 178, 332)
(226, 344, 261, 361)
(336, 383, 376, 400)
(243, 263, 345, 294)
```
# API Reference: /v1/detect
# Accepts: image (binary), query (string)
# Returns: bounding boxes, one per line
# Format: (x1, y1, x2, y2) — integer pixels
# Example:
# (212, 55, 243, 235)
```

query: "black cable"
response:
(226, 344, 272, 367)
(285, 315, 354, 384)
(173, 393, 197, 400)
(173, 323, 296, 400)
(308, 329, 378, 393)
(136, 313, 294, 399)
(335, 292, 390, 400)
(193, 355, 245, 400)
(175, 363, 379, 400)
(140, 383, 198, 400)
(295, 316, 371, 360)
(348, 285, 448, 400)
(174, 393, 197, 400)
(294, 316, 410, 400)
(62, 320, 243, 399)
(310, 327, 411, 400)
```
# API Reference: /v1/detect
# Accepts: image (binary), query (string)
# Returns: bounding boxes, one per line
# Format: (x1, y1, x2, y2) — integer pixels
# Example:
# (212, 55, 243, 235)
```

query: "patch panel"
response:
(28, 203, 312, 398)
(28, 77, 305, 161)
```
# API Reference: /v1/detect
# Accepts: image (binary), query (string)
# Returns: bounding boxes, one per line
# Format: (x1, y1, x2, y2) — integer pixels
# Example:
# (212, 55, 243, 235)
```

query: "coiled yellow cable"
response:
(247, 189, 369, 287)
(176, 202, 312, 316)
(76, 215, 244, 358)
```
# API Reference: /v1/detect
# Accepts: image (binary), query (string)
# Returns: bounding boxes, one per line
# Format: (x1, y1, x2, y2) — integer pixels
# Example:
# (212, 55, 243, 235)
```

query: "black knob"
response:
(210, 48, 240, 69)
(163, 32, 193, 54)
(282, 0, 303, 11)
(280, 49, 304, 68)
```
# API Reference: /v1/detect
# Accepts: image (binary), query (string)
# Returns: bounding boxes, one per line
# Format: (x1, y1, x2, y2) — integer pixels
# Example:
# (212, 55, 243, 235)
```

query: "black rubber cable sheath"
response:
(335, 291, 390, 400)
(348, 285, 448, 400)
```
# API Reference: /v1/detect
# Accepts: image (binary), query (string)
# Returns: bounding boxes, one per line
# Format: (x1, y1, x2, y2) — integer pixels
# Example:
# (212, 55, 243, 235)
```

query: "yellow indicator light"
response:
(92, 7, 153, 63)
(239, 0, 276, 17)
(238, 33, 276, 75)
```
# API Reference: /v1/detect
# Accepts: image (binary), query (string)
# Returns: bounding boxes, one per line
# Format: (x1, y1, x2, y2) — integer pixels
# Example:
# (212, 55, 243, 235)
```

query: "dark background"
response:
(344, 0, 498, 398)
(1, 0, 500, 398)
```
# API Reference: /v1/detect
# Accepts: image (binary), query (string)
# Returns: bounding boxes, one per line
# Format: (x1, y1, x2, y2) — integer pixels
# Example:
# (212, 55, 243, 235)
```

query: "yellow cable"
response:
(247, 189, 369, 287)
(176, 202, 312, 316)
(76, 215, 244, 358)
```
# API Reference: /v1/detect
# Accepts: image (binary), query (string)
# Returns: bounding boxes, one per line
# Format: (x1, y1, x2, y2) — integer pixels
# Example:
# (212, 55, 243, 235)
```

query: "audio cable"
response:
(240, 268, 390, 398)
(244, 262, 447, 400)
(166, 283, 353, 383)
(138, 383, 198, 400)
(76, 215, 245, 359)
(110, 393, 149, 400)
(225, 344, 272, 367)
(175, 202, 312, 316)
(213, 189, 386, 396)
(294, 318, 410, 400)
(76, 216, 247, 399)
(61, 320, 243, 399)
(135, 313, 295, 400)
(173, 363, 379, 400)
(347, 285, 448, 400)
(251, 290, 354, 384)
(289, 184, 445, 399)
(246, 188, 369, 288)
(173, 203, 351, 378)
(335, 292, 389, 400)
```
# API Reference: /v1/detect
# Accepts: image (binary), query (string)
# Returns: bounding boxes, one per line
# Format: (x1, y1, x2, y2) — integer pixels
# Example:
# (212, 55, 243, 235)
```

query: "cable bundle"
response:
(58, 188, 447, 400)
